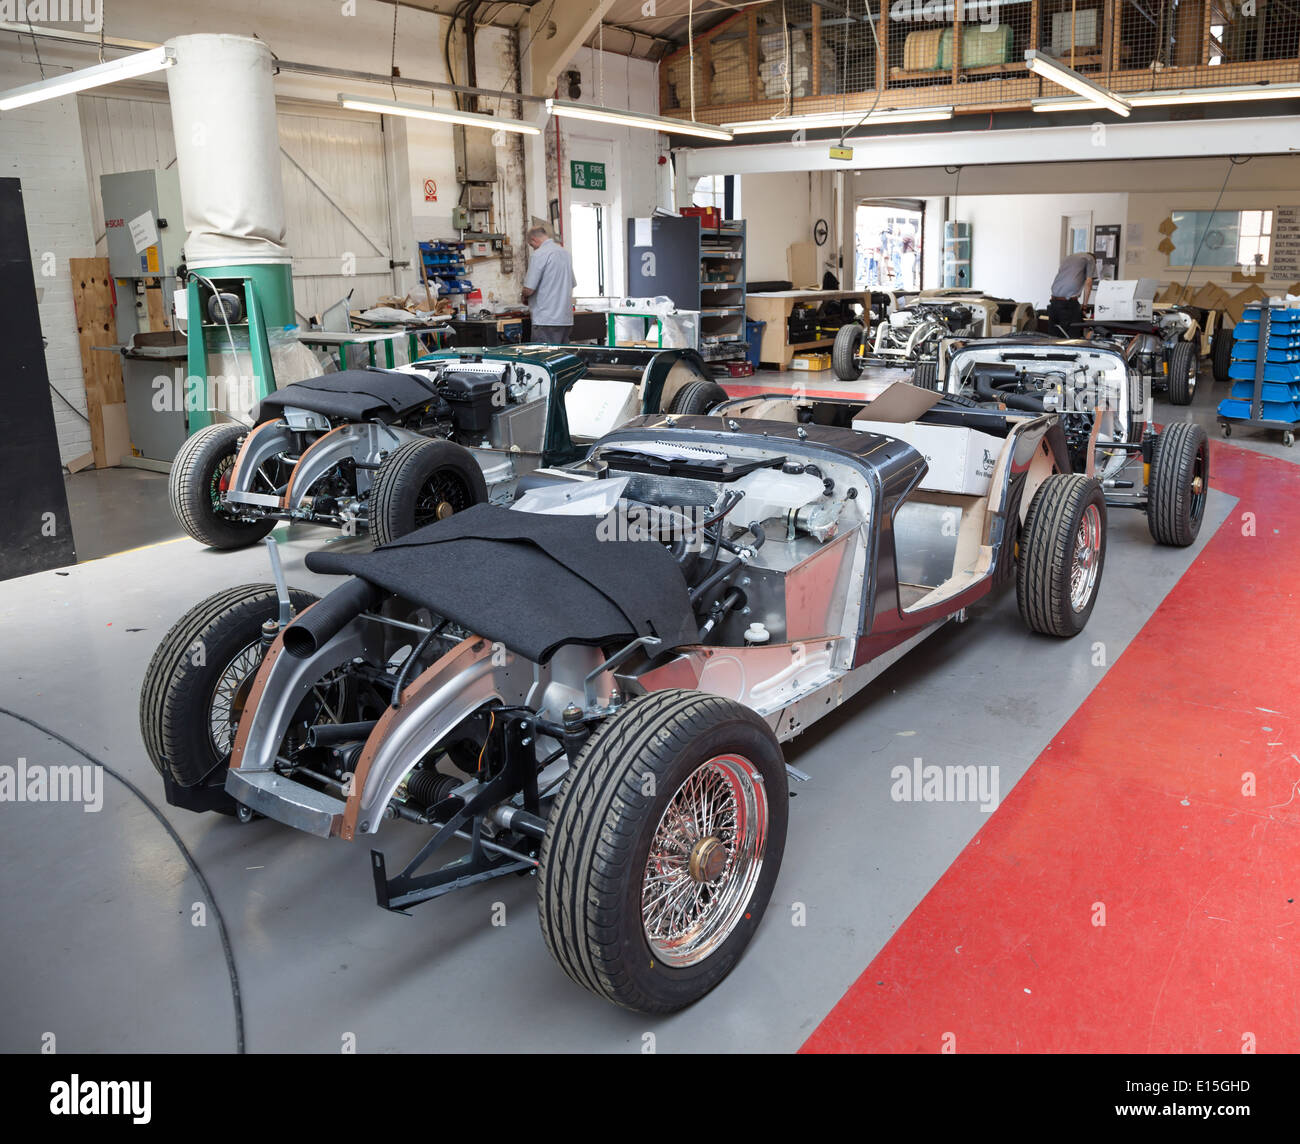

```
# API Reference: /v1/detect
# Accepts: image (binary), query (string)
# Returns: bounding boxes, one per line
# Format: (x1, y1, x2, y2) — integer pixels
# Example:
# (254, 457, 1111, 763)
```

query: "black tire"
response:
(1211, 327, 1233, 384)
(669, 379, 729, 415)
(139, 584, 319, 788)
(1147, 421, 1209, 547)
(368, 437, 488, 547)
(1166, 339, 1197, 405)
(1016, 474, 1107, 638)
(169, 423, 276, 549)
(832, 322, 863, 380)
(538, 688, 788, 1013)
(912, 360, 938, 390)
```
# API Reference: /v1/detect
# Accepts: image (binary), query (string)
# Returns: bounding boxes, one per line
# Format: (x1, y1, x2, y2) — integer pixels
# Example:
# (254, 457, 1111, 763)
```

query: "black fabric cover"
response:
(257, 369, 437, 423)
(304, 503, 696, 663)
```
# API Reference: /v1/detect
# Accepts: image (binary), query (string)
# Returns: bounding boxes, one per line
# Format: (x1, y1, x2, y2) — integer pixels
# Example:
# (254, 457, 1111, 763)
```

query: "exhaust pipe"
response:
(283, 578, 381, 658)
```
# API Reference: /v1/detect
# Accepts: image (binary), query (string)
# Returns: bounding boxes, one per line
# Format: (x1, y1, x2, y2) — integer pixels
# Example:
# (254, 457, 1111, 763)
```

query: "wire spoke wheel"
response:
(414, 469, 472, 527)
(1070, 503, 1103, 612)
(641, 753, 768, 969)
(208, 640, 262, 757)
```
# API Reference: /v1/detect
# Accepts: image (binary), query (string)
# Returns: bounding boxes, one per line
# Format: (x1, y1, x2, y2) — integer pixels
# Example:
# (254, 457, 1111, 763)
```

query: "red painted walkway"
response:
(803, 442, 1300, 1053)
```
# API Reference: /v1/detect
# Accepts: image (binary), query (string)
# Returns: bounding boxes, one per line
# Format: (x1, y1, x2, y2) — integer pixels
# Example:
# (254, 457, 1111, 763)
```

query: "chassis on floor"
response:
(1080, 305, 1202, 406)
(833, 293, 1034, 386)
(143, 403, 1106, 1012)
(168, 344, 724, 549)
(934, 335, 1209, 545)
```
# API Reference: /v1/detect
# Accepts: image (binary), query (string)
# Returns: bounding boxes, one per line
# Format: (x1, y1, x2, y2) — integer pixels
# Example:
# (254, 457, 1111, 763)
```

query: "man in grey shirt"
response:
(1047, 251, 1096, 338)
(522, 226, 576, 344)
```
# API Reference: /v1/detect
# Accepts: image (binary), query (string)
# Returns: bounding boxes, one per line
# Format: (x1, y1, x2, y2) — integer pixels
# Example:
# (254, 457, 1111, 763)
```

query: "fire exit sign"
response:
(570, 160, 607, 191)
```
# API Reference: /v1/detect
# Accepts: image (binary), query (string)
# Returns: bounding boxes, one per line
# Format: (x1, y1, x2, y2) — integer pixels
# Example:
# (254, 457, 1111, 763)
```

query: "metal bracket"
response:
(263, 536, 292, 627)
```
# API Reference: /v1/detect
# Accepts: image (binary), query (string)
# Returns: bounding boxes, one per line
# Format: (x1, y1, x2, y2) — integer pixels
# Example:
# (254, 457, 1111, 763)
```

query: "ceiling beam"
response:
(526, 0, 617, 96)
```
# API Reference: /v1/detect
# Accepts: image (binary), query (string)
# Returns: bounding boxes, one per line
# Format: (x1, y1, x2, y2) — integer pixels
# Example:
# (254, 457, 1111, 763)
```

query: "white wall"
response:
(739, 170, 837, 284)
(952, 192, 1129, 307)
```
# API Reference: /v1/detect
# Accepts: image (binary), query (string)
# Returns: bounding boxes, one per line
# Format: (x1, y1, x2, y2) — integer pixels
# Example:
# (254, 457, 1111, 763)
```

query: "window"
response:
(691, 174, 740, 217)
(1169, 209, 1274, 270)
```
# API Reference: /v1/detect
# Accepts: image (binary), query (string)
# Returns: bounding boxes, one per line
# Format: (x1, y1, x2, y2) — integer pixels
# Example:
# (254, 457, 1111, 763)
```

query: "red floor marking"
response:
(803, 442, 1300, 1053)
(721, 382, 872, 401)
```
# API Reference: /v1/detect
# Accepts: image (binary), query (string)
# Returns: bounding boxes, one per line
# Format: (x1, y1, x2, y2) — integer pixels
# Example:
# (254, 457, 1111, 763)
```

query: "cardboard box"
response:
(849, 417, 1002, 497)
(1094, 278, 1159, 321)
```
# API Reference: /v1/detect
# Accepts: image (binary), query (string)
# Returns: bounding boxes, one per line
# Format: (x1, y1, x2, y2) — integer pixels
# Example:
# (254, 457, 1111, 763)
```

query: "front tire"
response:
(1147, 421, 1209, 547)
(832, 322, 863, 380)
(538, 689, 788, 1013)
(368, 438, 488, 547)
(1211, 327, 1233, 383)
(1017, 474, 1107, 637)
(1166, 340, 1197, 405)
(139, 584, 319, 789)
(169, 423, 276, 549)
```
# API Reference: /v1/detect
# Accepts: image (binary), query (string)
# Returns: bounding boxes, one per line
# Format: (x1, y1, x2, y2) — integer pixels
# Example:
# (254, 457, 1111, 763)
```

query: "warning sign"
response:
(424, 178, 438, 202)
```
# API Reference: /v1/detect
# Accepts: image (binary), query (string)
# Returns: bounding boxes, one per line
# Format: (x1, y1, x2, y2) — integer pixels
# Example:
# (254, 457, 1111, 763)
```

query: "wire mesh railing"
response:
(658, 0, 1300, 121)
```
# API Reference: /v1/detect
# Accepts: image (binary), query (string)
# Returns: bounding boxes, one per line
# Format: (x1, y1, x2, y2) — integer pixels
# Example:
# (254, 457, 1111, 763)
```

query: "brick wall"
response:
(1, 53, 97, 464)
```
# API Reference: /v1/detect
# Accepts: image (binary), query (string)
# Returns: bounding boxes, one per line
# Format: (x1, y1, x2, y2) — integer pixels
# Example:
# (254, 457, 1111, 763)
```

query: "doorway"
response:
(1062, 211, 1093, 261)
(855, 202, 924, 291)
(569, 201, 606, 297)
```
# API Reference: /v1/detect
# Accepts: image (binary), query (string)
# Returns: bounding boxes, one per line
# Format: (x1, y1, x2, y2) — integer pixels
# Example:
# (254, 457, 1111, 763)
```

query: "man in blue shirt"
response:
(522, 226, 576, 344)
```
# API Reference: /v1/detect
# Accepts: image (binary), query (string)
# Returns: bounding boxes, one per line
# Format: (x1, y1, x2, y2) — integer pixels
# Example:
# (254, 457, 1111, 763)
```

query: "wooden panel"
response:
(748, 10, 760, 103)
(69, 257, 126, 470)
(811, 6, 822, 97)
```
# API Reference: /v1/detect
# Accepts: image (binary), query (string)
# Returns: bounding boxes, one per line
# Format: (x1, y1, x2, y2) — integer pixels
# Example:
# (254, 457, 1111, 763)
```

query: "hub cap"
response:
(1070, 503, 1103, 612)
(641, 754, 768, 968)
(415, 471, 472, 528)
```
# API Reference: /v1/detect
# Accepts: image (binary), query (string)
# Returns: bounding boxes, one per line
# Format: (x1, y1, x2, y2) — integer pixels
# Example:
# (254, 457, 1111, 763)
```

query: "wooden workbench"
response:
(745, 290, 871, 368)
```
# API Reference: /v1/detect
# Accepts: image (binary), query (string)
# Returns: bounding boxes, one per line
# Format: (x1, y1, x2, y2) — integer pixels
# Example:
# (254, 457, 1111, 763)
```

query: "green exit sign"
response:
(570, 160, 607, 191)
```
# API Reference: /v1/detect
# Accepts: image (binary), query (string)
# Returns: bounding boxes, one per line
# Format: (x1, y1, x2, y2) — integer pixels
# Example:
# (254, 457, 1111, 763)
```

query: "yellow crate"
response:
(790, 352, 831, 371)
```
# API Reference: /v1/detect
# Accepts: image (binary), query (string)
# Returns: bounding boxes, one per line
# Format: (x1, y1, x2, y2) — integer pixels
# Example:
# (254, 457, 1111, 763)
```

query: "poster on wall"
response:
(1273, 206, 1300, 282)
(1093, 224, 1121, 281)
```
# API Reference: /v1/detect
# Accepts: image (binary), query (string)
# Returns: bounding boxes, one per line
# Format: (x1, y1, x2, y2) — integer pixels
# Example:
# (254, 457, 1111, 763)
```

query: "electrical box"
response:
(454, 124, 498, 183)
(100, 169, 185, 280)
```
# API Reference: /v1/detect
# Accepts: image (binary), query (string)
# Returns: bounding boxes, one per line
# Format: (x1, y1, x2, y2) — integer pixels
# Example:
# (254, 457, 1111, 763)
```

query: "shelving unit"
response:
(419, 240, 473, 300)
(626, 215, 748, 361)
(1218, 304, 1300, 446)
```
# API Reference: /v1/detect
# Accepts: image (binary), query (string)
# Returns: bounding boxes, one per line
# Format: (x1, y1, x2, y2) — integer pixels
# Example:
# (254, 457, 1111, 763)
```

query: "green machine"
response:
(183, 263, 295, 432)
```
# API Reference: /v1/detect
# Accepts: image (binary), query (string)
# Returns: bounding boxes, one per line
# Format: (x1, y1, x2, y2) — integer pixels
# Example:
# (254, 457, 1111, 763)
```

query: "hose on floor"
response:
(0, 706, 246, 1054)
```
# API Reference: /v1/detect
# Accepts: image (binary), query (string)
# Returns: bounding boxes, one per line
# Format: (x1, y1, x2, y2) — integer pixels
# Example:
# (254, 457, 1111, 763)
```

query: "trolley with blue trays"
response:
(1217, 303, 1300, 446)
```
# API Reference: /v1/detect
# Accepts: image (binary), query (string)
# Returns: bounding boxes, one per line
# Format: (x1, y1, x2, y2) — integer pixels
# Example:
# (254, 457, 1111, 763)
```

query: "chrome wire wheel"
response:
(1070, 503, 1103, 612)
(641, 754, 768, 968)
(208, 640, 262, 756)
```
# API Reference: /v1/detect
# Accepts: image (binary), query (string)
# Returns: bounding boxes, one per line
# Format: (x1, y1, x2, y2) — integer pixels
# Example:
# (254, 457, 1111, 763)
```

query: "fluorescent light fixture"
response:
(724, 106, 954, 134)
(0, 46, 175, 111)
(1024, 49, 1130, 117)
(1130, 83, 1300, 106)
(339, 93, 541, 135)
(546, 98, 733, 141)
(1034, 82, 1300, 113)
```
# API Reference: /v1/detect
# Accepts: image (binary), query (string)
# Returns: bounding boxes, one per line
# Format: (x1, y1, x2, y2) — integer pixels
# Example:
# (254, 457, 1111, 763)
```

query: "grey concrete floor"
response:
(0, 368, 1281, 1053)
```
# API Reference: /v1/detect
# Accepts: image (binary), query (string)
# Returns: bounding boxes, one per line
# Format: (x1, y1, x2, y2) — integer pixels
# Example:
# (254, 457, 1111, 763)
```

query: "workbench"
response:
(744, 290, 872, 368)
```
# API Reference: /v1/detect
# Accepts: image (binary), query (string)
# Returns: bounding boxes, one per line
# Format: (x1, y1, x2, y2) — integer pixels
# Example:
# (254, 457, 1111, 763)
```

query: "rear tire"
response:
(1166, 340, 1197, 405)
(669, 379, 729, 415)
(1016, 474, 1107, 637)
(538, 689, 788, 1013)
(368, 437, 488, 547)
(832, 323, 863, 380)
(912, 360, 938, 390)
(1147, 421, 1209, 547)
(139, 584, 319, 788)
(169, 423, 276, 549)
(1211, 327, 1233, 383)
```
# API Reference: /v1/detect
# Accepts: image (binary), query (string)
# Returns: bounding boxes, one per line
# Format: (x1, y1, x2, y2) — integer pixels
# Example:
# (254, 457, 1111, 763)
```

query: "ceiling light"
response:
(1130, 83, 1300, 106)
(546, 98, 733, 141)
(0, 46, 175, 111)
(1024, 49, 1130, 117)
(338, 93, 541, 135)
(725, 106, 954, 134)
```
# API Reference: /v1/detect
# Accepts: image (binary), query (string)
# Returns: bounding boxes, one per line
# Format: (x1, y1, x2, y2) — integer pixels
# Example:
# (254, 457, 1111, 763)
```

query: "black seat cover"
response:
(257, 369, 438, 424)
(305, 503, 697, 663)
